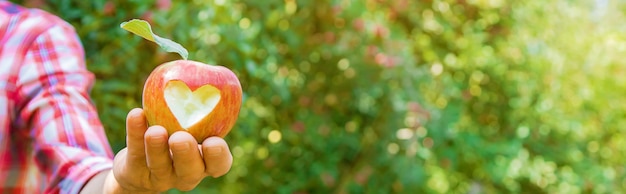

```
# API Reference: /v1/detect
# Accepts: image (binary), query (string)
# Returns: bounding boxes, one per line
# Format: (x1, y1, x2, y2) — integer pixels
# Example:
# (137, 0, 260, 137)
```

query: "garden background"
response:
(11, 0, 626, 193)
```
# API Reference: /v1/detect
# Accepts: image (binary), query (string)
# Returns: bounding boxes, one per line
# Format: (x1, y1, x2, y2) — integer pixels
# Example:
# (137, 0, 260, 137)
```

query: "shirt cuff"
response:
(61, 156, 113, 194)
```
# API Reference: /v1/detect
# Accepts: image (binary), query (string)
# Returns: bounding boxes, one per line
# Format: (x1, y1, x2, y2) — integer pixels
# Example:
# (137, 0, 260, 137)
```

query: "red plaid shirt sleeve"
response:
(1, 1, 114, 193)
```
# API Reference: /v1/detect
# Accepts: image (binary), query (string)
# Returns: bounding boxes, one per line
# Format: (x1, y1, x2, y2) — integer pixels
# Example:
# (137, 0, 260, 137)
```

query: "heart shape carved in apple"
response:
(163, 80, 221, 129)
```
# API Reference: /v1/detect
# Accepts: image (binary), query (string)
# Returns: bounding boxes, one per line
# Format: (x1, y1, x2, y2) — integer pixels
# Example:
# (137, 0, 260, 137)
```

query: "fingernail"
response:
(172, 142, 190, 153)
(205, 146, 223, 157)
(149, 135, 165, 147)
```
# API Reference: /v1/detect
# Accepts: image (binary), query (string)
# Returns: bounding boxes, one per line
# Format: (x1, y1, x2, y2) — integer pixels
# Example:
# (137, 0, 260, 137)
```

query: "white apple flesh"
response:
(143, 60, 242, 142)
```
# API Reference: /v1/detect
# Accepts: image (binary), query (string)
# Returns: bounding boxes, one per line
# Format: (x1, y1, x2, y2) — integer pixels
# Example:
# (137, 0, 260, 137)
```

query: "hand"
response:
(105, 108, 233, 193)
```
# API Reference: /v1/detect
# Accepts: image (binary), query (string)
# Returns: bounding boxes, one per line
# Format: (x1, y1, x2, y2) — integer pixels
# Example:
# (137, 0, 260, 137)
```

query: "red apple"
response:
(142, 60, 242, 143)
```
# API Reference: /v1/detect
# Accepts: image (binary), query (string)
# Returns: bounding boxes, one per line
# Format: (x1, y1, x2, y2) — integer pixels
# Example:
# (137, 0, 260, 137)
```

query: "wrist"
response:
(103, 170, 159, 194)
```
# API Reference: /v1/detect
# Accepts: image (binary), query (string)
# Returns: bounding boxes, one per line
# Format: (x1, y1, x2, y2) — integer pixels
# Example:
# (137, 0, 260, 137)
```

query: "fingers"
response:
(125, 108, 148, 159)
(144, 125, 174, 189)
(169, 131, 205, 191)
(202, 137, 233, 178)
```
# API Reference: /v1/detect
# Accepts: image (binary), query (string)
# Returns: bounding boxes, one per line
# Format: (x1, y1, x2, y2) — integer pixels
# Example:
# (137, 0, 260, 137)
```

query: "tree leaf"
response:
(120, 19, 189, 60)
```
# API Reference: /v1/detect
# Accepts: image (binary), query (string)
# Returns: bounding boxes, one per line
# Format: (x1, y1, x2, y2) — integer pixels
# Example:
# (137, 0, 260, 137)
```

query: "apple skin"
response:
(143, 60, 242, 143)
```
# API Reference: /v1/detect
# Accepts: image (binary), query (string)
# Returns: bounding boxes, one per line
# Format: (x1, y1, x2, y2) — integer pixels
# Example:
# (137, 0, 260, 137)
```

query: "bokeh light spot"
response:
(197, 10, 209, 20)
(256, 147, 269, 159)
(344, 68, 356, 78)
(239, 17, 251, 29)
(396, 128, 414, 140)
(416, 127, 428, 138)
(470, 85, 482, 96)
(285, 0, 297, 15)
(345, 121, 358, 133)
(208, 33, 221, 45)
(431, 63, 443, 76)
(309, 52, 320, 63)
(233, 146, 244, 158)
(338, 58, 350, 70)
(278, 19, 290, 30)
(268, 130, 282, 144)
(516, 126, 529, 138)
(435, 97, 447, 108)
(423, 137, 434, 149)
(387, 143, 399, 154)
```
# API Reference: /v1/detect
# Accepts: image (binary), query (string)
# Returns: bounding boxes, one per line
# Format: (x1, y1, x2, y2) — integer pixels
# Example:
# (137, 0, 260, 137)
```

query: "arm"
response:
(15, 15, 114, 193)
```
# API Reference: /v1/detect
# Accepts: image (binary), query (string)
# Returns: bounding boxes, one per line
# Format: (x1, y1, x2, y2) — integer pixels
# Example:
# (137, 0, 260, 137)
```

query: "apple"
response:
(142, 60, 242, 143)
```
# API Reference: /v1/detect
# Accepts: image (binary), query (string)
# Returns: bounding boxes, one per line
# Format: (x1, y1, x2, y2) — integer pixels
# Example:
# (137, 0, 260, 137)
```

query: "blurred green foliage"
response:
(12, 0, 626, 193)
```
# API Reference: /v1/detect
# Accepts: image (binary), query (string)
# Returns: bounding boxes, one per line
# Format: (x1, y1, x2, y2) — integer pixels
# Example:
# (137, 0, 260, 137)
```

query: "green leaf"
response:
(120, 19, 189, 60)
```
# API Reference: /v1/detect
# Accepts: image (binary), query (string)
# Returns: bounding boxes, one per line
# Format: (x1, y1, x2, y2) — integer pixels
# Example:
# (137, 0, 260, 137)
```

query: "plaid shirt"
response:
(0, 1, 114, 193)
